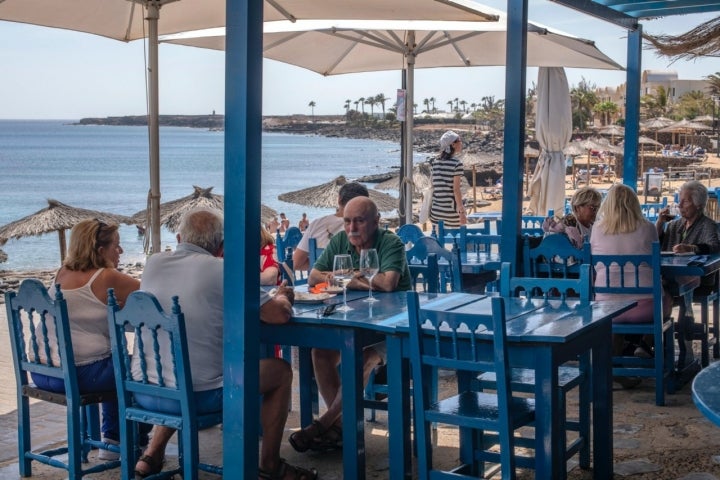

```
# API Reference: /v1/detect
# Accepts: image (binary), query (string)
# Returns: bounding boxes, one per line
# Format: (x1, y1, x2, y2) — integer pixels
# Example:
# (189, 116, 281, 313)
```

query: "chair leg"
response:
(182, 427, 199, 480)
(68, 404, 84, 480)
(699, 301, 710, 368)
(18, 395, 32, 477)
(713, 294, 720, 359)
(577, 355, 591, 469)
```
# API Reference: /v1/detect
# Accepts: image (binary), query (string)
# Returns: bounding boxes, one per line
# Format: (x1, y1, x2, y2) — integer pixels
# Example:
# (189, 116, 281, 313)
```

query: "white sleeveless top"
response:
(36, 269, 111, 367)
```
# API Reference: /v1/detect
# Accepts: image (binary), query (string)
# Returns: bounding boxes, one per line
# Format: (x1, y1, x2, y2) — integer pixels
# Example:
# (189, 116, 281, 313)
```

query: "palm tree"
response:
(453, 97, 459, 112)
(344, 99, 351, 113)
(354, 100, 360, 111)
(470, 102, 477, 112)
(430, 97, 437, 113)
(308, 101, 316, 122)
(358, 97, 366, 115)
(706, 72, 720, 96)
(594, 100, 619, 126)
(446, 100, 453, 112)
(460, 100, 467, 113)
(375, 93, 388, 119)
(423, 98, 430, 113)
(365, 96, 376, 117)
(570, 77, 598, 130)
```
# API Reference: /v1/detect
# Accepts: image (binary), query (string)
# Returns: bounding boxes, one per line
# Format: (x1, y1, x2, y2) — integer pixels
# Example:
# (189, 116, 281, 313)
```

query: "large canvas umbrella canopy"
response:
(528, 67, 572, 216)
(162, 10, 621, 223)
(0, 0, 488, 249)
(278, 176, 398, 212)
(0, 199, 134, 262)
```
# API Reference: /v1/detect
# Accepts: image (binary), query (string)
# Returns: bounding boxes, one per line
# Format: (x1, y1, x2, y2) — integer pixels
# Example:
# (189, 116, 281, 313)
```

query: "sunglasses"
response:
(95, 219, 107, 250)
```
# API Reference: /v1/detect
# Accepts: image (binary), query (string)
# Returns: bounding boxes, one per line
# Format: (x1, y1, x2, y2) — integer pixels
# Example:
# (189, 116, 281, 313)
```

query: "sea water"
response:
(0, 119, 423, 271)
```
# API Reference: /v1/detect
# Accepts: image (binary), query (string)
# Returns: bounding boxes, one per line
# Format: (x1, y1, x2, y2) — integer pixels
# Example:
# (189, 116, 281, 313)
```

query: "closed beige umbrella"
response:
(0, 199, 134, 262)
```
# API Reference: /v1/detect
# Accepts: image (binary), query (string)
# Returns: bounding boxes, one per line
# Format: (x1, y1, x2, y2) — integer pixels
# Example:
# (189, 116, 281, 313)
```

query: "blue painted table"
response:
(385, 294, 635, 480)
(267, 290, 633, 479)
(692, 361, 720, 427)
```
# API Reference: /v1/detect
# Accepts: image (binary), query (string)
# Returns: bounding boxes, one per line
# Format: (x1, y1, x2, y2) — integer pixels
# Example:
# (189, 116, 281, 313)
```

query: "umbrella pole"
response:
(58, 229, 67, 262)
(148, 3, 161, 254)
(471, 164, 477, 214)
(403, 32, 416, 225)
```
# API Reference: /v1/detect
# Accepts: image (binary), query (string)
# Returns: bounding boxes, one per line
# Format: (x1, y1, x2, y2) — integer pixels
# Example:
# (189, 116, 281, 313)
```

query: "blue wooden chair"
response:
(523, 233, 591, 278)
(482, 262, 593, 470)
(408, 292, 536, 479)
(107, 289, 223, 480)
(592, 242, 674, 406)
(407, 252, 440, 294)
(307, 237, 324, 268)
(406, 236, 463, 293)
(5, 279, 119, 479)
(396, 223, 425, 246)
(276, 226, 303, 263)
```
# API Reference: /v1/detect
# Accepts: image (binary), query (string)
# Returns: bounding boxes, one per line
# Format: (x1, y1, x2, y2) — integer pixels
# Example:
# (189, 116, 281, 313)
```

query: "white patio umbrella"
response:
(163, 11, 621, 223)
(0, 0, 492, 248)
(528, 67, 572, 216)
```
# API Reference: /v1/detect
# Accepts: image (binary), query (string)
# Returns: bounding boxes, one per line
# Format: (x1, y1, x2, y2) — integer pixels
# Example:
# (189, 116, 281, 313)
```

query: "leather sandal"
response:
(258, 458, 318, 479)
(310, 424, 342, 452)
(134, 454, 164, 478)
(288, 420, 325, 453)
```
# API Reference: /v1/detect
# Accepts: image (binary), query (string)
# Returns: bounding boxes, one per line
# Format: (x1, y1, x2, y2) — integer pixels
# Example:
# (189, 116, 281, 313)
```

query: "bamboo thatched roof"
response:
(278, 176, 398, 212)
(0, 199, 134, 245)
(131, 186, 277, 232)
(644, 17, 720, 60)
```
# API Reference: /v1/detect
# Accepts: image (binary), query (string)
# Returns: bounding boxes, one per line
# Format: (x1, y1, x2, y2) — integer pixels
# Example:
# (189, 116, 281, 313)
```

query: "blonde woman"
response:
(260, 225, 281, 286)
(30, 219, 145, 457)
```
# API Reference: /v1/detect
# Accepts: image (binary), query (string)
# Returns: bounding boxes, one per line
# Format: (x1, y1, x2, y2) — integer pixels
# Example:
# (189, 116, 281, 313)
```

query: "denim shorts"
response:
(134, 387, 223, 415)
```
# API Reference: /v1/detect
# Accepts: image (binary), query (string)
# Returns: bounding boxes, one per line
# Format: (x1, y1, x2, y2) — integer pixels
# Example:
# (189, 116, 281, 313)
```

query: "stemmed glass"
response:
(360, 248, 380, 303)
(333, 254, 354, 312)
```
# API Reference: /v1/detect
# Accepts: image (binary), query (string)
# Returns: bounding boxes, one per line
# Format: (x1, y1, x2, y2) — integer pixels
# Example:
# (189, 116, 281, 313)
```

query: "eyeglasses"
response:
(94, 219, 107, 250)
(582, 204, 599, 211)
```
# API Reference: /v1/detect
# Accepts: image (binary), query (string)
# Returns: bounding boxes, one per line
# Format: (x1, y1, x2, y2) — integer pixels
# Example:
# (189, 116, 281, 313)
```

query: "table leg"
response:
(533, 349, 562, 480)
(340, 333, 365, 480)
(592, 322, 613, 480)
(387, 335, 412, 479)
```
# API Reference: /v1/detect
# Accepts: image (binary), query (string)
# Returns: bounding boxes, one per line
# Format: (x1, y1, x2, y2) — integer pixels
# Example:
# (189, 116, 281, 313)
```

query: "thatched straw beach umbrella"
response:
(375, 162, 436, 199)
(0, 248, 7, 264)
(278, 176, 397, 212)
(0, 199, 134, 262)
(644, 17, 720, 60)
(132, 185, 278, 234)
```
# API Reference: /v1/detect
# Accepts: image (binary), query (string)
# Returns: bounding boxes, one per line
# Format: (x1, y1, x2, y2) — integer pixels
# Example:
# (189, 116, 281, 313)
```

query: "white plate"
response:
(294, 292, 336, 304)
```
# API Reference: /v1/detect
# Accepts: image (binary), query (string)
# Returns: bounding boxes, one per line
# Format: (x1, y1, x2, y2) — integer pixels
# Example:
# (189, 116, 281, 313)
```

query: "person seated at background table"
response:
(292, 181, 369, 272)
(29, 219, 150, 459)
(279, 212, 290, 233)
(260, 225, 281, 286)
(591, 184, 673, 386)
(133, 207, 318, 480)
(543, 186, 602, 248)
(290, 197, 411, 453)
(656, 180, 720, 257)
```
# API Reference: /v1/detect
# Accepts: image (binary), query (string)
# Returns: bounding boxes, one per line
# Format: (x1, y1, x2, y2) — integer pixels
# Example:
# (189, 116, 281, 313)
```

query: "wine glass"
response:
(333, 254, 354, 312)
(360, 248, 380, 303)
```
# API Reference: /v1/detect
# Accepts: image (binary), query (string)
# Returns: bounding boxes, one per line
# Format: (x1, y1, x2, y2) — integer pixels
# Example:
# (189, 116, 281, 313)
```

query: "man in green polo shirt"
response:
(289, 196, 411, 453)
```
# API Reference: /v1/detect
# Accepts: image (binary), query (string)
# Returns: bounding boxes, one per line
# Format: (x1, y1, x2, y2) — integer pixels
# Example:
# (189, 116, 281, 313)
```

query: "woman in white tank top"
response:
(31, 219, 146, 451)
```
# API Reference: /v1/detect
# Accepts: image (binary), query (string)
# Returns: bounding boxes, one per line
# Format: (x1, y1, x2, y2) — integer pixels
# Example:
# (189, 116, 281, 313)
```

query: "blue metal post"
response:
(501, 0, 528, 271)
(224, 0, 263, 477)
(623, 25, 642, 190)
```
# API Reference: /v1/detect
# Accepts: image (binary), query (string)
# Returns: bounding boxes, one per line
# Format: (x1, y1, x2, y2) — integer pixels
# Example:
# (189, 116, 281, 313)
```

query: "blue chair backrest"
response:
(500, 262, 592, 304)
(523, 233, 591, 278)
(6, 279, 79, 398)
(308, 237, 324, 268)
(107, 290, 196, 420)
(408, 253, 440, 294)
(464, 232, 502, 256)
(406, 236, 462, 293)
(396, 224, 425, 245)
(436, 221, 467, 251)
(276, 226, 304, 263)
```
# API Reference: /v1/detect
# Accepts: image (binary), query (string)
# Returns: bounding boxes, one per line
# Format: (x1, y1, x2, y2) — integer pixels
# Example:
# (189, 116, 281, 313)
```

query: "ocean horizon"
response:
(0, 119, 426, 272)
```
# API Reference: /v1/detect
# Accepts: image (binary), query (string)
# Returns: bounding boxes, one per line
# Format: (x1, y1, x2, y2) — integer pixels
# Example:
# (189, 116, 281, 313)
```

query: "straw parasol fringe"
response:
(0, 199, 135, 262)
(644, 17, 720, 60)
(132, 186, 278, 234)
(278, 176, 398, 212)
(0, 248, 7, 264)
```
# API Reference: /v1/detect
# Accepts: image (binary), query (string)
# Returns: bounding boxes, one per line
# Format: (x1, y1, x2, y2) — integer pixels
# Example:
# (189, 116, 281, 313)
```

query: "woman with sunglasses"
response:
(30, 219, 145, 459)
(543, 186, 602, 248)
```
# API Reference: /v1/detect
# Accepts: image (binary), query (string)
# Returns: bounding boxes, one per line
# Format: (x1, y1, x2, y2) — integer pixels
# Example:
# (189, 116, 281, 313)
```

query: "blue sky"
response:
(1, 0, 719, 119)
